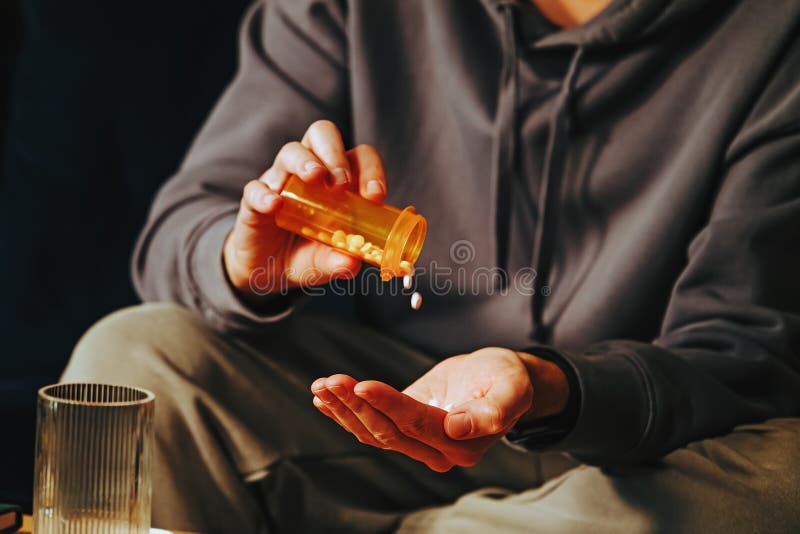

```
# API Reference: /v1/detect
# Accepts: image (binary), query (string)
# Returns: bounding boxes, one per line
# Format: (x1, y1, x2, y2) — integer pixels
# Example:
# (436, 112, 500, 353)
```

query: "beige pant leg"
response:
(400, 418, 800, 534)
(62, 303, 558, 534)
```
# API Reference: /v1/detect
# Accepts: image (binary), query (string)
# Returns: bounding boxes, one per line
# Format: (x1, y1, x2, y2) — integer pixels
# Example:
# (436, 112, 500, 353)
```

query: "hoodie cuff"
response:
(506, 346, 580, 447)
(190, 213, 298, 332)
(509, 345, 652, 464)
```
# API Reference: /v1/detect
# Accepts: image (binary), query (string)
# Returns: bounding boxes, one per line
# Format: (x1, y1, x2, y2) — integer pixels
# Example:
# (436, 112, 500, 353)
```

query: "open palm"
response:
(311, 347, 535, 471)
(403, 348, 533, 437)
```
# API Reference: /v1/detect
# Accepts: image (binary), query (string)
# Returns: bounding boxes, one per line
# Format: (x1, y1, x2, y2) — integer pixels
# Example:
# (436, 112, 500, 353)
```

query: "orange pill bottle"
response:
(274, 175, 427, 281)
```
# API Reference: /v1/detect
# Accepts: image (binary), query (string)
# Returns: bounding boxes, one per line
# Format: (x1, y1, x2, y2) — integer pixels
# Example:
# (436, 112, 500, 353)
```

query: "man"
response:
(64, 0, 800, 532)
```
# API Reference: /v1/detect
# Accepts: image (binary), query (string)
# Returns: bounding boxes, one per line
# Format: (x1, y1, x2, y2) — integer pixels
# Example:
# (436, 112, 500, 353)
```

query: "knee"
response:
(657, 418, 800, 532)
(741, 419, 800, 528)
(63, 302, 217, 388)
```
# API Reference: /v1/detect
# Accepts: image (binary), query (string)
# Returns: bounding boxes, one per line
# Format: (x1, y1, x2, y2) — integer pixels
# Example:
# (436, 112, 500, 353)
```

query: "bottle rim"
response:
(381, 206, 427, 281)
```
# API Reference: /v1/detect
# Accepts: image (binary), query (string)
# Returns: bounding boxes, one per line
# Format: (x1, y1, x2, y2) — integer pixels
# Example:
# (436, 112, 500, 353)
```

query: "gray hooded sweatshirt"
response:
(134, 0, 800, 464)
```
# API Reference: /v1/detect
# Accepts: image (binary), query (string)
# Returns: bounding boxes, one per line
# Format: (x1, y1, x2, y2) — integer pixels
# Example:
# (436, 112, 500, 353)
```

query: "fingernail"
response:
(311, 378, 326, 392)
(332, 167, 350, 186)
(304, 161, 323, 175)
(365, 180, 384, 196)
(447, 412, 472, 438)
(354, 387, 373, 402)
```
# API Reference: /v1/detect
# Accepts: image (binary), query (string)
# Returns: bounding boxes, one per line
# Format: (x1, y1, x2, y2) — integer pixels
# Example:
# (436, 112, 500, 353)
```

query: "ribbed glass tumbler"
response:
(33, 383, 155, 534)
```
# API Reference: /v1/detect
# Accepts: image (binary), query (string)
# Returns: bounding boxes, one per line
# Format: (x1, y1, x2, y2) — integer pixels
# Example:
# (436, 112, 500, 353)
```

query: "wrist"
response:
(223, 235, 257, 294)
(223, 234, 285, 308)
(515, 351, 571, 422)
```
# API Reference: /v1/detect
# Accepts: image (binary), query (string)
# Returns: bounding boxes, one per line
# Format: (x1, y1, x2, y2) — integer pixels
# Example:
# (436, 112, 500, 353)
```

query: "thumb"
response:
(444, 384, 532, 440)
(444, 398, 509, 440)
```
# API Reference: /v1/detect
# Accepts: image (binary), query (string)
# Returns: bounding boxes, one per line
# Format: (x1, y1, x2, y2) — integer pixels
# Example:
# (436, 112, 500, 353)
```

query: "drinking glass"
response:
(33, 383, 155, 534)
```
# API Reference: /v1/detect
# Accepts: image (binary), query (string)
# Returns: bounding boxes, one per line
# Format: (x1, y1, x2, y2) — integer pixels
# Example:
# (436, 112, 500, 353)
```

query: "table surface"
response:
(21, 515, 198, 534)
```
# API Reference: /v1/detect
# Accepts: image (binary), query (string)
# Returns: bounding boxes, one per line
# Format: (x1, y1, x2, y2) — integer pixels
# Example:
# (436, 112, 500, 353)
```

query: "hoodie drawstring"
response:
(494, 5, 584, 342)
(493, 3, 520, 288)
(530, 46, 584, 343)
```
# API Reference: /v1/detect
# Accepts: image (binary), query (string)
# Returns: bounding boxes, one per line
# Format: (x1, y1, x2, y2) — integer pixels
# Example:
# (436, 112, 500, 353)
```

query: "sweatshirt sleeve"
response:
(132, 0, 350, 333)
(534, 41, 800, 464)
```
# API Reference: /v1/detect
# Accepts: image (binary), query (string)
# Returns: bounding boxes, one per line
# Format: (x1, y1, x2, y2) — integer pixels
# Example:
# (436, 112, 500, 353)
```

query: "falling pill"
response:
(410, 291, 422, 310)
(403, 274, 413, 289)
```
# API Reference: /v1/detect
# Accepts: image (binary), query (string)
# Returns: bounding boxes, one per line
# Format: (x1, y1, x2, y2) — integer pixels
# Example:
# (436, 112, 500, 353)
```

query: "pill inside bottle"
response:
(274, 175, 427, 281)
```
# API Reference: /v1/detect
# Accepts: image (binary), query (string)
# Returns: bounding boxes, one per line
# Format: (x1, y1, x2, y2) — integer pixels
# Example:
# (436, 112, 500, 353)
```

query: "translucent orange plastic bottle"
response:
(274, 175, 427, 281)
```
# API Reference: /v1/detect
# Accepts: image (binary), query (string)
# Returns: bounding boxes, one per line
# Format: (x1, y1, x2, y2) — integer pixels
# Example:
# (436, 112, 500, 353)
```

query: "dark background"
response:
(0, 0, 251, 509)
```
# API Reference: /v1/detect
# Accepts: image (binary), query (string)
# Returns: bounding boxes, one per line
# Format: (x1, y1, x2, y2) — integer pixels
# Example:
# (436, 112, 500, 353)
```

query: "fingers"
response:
(236, 180, 283, 228)
(265, 141, 327, 191)
(312, 375, 453, 472)
(267, 121, 386, 201)
(347, 145, 387, 202)
(312, 395, 334, 418)
(312, 377, 382, 448)
(354, 381, 451, 443)
(302, 120, 352, 188)
(355, 381, 491, 467)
